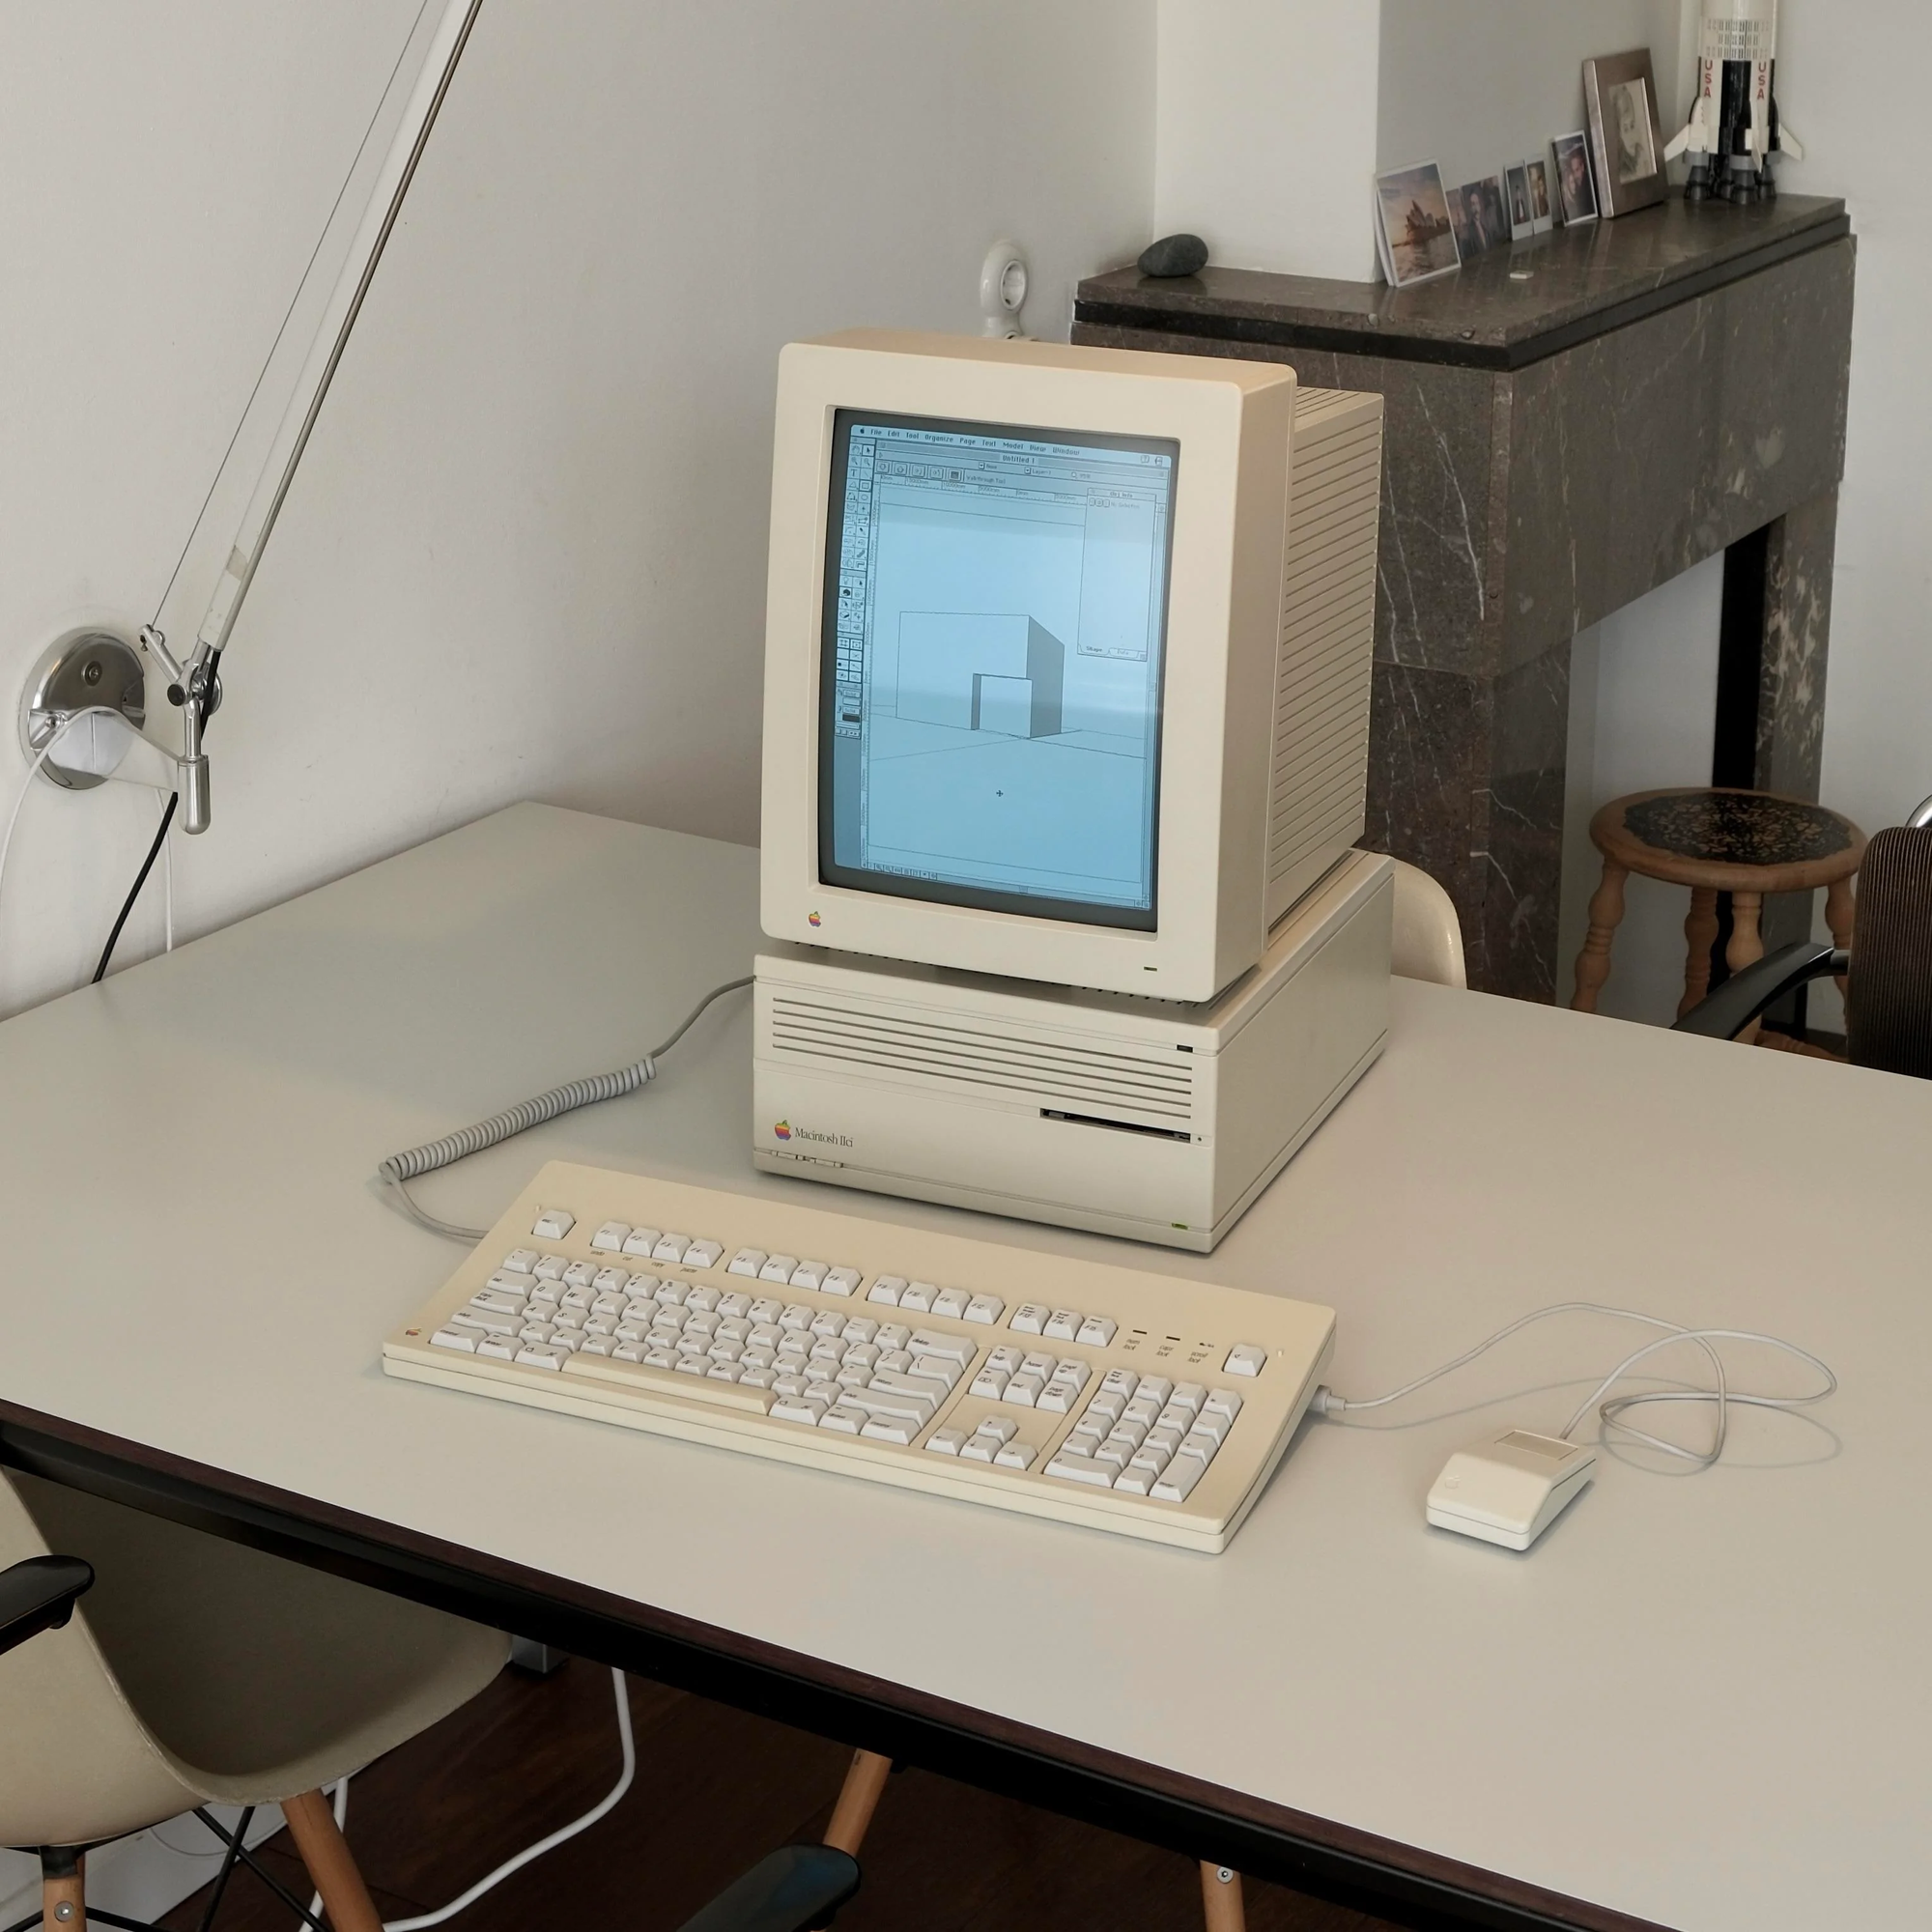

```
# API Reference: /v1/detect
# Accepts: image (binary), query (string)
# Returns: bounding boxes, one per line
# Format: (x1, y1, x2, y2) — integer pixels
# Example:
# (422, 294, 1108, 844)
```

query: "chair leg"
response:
(1728, 891, 1765, 1043)
(283, 1788, 383, 1932)
(1678, 886, 1720, 1017)
(40, 1848, 81, 1931)
(1571, 860, 1628, 1011)
(1825, 874, 1856, 1002)
(823, 1748, 893, 1857)
(1200, 1861, 1246, 1932)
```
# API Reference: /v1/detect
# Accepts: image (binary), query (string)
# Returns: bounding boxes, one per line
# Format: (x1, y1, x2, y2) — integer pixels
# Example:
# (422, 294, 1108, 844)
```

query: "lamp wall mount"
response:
(17, 628, 146, 791)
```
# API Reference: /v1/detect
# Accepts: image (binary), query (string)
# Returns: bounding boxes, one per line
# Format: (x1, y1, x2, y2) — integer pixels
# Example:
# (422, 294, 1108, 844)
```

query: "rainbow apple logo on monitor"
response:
(773, 1120, 793, 1141)
(808, 911, 822, 927)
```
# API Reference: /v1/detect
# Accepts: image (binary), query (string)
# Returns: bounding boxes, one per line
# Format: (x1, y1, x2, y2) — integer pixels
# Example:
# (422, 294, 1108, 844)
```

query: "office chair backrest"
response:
(1389, 859, 1468, 989)
(1845, 827, 1932, 1080)
(0, 1476, 201, 1846)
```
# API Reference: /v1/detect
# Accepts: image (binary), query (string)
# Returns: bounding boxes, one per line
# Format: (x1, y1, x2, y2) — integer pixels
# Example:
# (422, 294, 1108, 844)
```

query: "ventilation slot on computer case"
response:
(1264, 389, 1384, 925)
(768, 995, 1197, 1126)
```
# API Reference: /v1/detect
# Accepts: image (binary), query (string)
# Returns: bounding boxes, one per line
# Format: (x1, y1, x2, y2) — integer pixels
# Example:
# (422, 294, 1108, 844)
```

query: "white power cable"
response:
(296, 1666, 635, 1929)
(0, 705, 142, 996)
(381, 1667, 634, 1930)
(378, 977, 753, 1242)
(160, 797, 175, 952)
(1311, 1301, 1835, 1467)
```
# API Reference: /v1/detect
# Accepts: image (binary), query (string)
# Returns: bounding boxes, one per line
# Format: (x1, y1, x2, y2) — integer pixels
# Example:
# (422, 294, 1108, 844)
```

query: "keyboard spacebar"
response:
(562, 1355, 773, 1414)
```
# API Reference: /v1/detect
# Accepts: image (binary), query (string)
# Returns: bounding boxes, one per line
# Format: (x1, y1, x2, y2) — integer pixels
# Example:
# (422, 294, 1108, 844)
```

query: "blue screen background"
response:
(823, 414, 1176, 923)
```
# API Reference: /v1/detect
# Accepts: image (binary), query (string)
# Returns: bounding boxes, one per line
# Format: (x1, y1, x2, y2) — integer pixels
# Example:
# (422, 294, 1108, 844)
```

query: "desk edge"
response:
(0, 1403, 1668, 1932)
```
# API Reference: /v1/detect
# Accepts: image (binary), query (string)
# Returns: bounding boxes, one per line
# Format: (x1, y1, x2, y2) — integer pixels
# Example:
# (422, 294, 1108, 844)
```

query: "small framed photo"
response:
(1552, 130, 1599, 225)
(1504, 163, 1537, 242)
(1584, 49, 1669, 216)
(1523, 156, 1554, 234)
(1374, 160, 1462, 287)
(1450, 175, 1511, 259)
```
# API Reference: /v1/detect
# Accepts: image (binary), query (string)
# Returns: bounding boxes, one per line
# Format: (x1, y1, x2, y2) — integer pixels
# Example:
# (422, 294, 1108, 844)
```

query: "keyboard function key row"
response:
(724, 1249, 866, 1297)
(865, 1277, 1004, 1324)
(1009, 1303, 1117, 1349)
(592, 1225, 729, 1269)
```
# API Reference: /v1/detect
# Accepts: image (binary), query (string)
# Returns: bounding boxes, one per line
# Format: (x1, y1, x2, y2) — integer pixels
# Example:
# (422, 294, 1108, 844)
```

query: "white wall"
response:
(1377, 0, 1688, 189)
(1151, 2, 1690, 282)
(1557, 558, 1725, 1021)
(1154, 0, 1383, 280)
(0, 0, 1155, 1020)
(1778, 1, 1932, 858)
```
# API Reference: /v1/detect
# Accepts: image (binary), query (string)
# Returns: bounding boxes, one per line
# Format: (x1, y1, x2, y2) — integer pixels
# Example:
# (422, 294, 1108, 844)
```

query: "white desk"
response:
(1, 804, 1925, 1932)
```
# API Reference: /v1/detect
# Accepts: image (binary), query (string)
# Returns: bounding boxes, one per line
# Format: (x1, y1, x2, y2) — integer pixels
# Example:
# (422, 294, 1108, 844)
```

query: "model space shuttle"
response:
(1665, 0, 1804, 201)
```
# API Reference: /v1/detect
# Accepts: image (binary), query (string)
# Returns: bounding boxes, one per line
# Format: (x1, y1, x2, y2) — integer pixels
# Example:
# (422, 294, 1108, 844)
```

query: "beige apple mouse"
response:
(1426, 1429, 1596, 1550)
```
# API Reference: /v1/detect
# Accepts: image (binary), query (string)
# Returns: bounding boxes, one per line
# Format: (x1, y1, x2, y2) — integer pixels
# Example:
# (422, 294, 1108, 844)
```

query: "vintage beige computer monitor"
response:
(753, 330, 1390, 1250)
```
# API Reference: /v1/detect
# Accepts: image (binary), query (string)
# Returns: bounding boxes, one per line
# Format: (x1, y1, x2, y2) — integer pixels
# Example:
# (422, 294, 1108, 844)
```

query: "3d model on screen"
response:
(1665, 0, 1804, 202)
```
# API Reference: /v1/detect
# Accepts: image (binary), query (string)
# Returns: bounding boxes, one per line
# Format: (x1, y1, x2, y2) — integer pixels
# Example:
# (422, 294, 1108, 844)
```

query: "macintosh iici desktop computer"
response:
(753, 331, 1388, 1251)
(383, 331, 1829, 1553)
(384, 330, 1393, 1541)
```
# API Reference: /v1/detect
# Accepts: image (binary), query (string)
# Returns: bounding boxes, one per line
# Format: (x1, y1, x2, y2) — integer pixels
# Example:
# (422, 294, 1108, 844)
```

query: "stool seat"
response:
(1573, 786, 1864, 1024)
(1592, 787, 1864, 895)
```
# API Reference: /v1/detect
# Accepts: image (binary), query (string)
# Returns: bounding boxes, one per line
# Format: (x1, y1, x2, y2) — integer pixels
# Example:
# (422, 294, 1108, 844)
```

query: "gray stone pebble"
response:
(1137, 233, 1208, 278)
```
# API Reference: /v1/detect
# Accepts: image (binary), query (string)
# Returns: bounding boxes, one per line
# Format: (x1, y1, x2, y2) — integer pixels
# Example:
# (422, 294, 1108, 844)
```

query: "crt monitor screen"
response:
(817, 410, 1179, 930)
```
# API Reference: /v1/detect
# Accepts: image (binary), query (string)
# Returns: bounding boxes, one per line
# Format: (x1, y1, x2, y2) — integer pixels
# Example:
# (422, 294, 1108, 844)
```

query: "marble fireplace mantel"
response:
(1074, 196, 1855, 1001)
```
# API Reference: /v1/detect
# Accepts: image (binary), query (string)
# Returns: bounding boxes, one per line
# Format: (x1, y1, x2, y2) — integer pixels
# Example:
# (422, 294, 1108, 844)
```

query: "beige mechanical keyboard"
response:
(384, 1162, 1334, 1552)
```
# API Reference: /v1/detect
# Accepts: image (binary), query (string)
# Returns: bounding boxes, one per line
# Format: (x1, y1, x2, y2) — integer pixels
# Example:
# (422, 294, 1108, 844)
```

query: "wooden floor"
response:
(160, 1658, 1408, 1932)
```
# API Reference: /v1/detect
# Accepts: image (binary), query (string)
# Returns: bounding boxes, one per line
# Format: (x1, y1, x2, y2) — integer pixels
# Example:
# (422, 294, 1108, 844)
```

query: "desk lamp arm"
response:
(142, 0, 485, 834)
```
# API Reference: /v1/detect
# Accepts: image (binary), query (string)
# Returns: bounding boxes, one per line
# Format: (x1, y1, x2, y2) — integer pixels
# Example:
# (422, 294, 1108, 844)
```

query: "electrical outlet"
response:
(980, 240, 1029, 337)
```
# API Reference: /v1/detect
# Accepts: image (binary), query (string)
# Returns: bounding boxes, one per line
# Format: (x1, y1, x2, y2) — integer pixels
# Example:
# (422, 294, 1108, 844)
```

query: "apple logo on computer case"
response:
(774, 1120, 854, 1151)
(773, 1120, 794, 1141)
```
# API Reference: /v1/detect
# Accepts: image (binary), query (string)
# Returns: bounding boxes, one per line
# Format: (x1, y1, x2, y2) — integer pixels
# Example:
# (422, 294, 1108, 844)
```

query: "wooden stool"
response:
(1572, 787, 1863, 1028)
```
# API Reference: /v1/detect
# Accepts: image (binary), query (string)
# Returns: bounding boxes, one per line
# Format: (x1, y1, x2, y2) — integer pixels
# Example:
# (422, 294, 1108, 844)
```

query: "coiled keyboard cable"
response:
(378, 977, 752, 1242)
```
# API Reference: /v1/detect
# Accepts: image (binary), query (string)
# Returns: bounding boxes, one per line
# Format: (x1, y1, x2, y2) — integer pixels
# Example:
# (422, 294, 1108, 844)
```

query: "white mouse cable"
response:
(1311, 1301, 1835, 1465)
(1310, 1304, 1719, 1419)
(1554, 1325, 1835, 1466)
